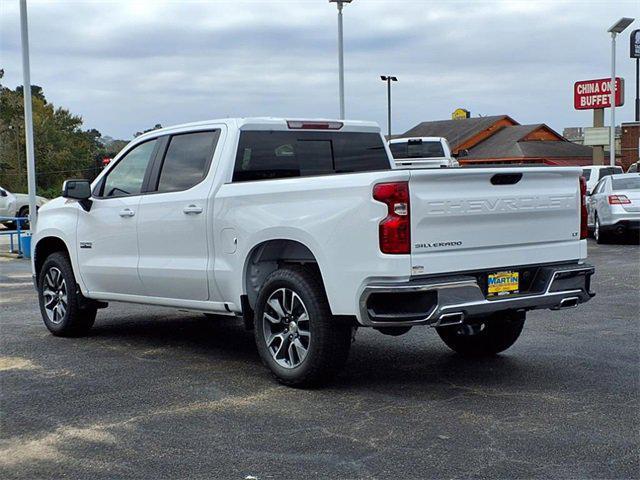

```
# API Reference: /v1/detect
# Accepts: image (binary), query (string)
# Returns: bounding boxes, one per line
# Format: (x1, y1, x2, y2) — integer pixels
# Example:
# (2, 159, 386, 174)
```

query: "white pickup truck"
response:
(388, 136, 459, 168)
(32, 118, 594, 386)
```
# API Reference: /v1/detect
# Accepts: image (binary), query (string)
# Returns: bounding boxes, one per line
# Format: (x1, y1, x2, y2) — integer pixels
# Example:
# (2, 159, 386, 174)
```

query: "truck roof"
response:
(135, 118, 381, 141)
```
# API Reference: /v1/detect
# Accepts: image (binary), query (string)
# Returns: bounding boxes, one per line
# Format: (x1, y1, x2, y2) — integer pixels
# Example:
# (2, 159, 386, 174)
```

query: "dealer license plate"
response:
(487, 271, 519, 297)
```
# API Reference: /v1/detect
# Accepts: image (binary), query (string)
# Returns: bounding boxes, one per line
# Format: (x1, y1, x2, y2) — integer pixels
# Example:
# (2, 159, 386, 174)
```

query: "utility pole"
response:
(19, 0, 37, 230)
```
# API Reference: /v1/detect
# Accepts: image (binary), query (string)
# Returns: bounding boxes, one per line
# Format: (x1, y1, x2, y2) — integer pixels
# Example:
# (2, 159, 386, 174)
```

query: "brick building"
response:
(621, 122, 640, 170)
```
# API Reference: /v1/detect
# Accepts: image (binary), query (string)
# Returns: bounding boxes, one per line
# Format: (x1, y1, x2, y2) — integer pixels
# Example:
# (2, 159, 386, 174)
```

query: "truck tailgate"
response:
(409, 167, 584, 274)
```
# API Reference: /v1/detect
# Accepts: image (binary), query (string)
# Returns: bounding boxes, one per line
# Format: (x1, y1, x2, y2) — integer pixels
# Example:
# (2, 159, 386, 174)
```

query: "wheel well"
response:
(34, 237, 70, 282)
(244, 239, 322, 309)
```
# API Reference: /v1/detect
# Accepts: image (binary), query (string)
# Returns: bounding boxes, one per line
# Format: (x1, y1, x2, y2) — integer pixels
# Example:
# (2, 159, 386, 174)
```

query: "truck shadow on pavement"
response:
(86, 312, 540, 394)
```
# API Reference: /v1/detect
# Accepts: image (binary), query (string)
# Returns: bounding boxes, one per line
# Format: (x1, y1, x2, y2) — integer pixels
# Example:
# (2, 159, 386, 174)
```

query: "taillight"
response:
(579, 176, 588, 240)
(608, 195, 631, 205)
(373, 181, 410, 254)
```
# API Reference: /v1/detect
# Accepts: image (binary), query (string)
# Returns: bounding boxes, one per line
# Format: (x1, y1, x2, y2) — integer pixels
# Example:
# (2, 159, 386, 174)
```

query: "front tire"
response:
(254, 266, 352, 387)
(436, 311, 525, 356)
(38, 252, 96, 336)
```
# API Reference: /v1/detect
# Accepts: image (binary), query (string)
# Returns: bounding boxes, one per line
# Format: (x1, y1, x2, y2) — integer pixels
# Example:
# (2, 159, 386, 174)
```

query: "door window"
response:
(102, 140, 158, 197)
(156, 131, 220, 193)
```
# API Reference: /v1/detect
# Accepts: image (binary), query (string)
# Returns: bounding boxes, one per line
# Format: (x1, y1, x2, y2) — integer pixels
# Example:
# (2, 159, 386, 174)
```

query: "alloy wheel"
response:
(262, 288, 310, 368)
(43, 267, 68, 324)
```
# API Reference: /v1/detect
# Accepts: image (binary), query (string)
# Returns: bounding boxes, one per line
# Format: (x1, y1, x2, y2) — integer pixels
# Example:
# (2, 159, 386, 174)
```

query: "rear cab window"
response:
(390, 140, 445, 159)
(598, 167, 623, 180)
(612, 176, 640, 191)
(232, 131, 390, 182)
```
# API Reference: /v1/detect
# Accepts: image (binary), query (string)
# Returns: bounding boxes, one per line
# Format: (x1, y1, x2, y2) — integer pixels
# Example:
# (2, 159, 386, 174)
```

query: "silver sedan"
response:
(587, 173, 640, 243)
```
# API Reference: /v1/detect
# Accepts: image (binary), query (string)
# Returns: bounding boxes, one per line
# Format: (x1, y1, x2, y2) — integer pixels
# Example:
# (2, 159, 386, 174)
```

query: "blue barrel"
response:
(20, 234, 32, 259)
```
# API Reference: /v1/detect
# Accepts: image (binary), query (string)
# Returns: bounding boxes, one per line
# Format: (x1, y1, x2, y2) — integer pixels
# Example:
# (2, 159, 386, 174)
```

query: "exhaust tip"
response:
(435, 311, 465, 327)
(558, 297, 579, 309)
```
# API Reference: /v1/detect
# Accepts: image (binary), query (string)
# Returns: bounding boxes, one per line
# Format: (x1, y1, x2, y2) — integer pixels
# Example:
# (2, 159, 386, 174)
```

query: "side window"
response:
(156, 130, 220, 193)
(102, 140, 157, 198)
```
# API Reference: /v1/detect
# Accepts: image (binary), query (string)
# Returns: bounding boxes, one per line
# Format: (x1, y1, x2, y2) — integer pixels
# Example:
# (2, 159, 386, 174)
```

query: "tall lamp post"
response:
(607, 17, 634, 167)
(380, 75, 398, 137)
(631, 29, 640, 122)
(19, 0, 37, 229)
(329, 0, 353, 119)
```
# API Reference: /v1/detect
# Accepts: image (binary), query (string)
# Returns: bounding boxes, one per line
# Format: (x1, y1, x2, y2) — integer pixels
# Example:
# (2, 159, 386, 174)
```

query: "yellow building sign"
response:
(452, 108, 470, 120)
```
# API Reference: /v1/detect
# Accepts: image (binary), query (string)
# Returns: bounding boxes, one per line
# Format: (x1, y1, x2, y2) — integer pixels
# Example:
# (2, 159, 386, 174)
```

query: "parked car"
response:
(582, 165, 623, 194)
(0, 186, 48, 228)
(587, 173, 640, 243)
(388, 137, 459, 168)
(31, 118, 594, 386)
(627, 161, 639, 173)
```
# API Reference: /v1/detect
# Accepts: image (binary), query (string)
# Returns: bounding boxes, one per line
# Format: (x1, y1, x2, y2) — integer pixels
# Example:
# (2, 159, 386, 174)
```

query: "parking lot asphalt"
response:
(1, 239, 638, 480)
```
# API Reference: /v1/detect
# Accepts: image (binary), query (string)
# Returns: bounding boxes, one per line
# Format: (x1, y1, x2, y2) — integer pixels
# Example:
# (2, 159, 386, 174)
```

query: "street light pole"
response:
(610, 32, 617, 167)
(19, 0, 37, 230)
(330, 0, 353, 119)
(607, 17, 635, 167)
(380, 75, 398, 137)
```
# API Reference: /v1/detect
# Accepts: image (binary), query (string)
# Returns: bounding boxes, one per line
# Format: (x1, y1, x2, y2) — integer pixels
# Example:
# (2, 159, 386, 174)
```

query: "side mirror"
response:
(62, 179, 92, 211)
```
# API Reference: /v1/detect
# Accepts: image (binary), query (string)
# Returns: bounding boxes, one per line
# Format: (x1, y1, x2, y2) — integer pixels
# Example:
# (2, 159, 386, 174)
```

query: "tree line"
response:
(0, 70, 160, 199)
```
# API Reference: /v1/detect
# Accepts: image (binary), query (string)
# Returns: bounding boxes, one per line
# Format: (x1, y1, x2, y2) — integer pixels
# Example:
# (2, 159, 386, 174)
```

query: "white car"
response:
(31, 118, 594, 386)
(587, 173, 640, 243)
(0, 186, 48, 227)
(388, 137, 459, 169)
(582, 165, 623, 194)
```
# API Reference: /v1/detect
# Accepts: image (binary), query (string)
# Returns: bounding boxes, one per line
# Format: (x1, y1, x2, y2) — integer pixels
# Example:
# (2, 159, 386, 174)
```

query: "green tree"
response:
(0, 75, 128, 198)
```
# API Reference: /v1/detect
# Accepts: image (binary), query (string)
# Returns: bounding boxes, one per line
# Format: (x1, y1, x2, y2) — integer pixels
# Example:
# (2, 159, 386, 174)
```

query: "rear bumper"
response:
(358, 263, 595, 327)
(599, 220, 640, 233)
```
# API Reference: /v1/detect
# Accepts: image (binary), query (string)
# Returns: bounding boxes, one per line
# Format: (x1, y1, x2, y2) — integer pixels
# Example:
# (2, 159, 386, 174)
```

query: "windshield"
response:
(612, 176, 640, 191)
(389, 140, 445, 159)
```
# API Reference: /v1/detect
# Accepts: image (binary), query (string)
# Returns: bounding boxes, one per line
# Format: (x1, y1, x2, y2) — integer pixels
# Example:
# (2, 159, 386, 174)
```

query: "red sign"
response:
(574, 77, 624, 110)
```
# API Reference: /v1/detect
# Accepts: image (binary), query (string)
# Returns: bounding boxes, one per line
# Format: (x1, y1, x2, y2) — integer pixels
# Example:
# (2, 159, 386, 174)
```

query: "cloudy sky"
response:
(1, 0, 637, 140)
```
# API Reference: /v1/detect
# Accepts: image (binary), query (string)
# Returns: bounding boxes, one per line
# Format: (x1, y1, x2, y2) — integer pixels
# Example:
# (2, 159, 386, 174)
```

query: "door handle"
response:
(183, 205, 203, 215)
(119, 208, 135, 218)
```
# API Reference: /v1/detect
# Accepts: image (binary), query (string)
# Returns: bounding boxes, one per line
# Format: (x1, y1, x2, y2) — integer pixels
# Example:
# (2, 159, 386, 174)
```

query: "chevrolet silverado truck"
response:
(32, 118, 595, 386)
(388, 137, 459, 169)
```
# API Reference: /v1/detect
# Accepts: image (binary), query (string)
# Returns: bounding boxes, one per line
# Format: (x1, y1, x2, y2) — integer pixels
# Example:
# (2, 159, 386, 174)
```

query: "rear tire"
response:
(38, 252, 96, 337)
(17, 206, 30, 230)
(436, 311, 525, 356)
(254, 265, 352, 387)
(594, 214, 608, 244)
